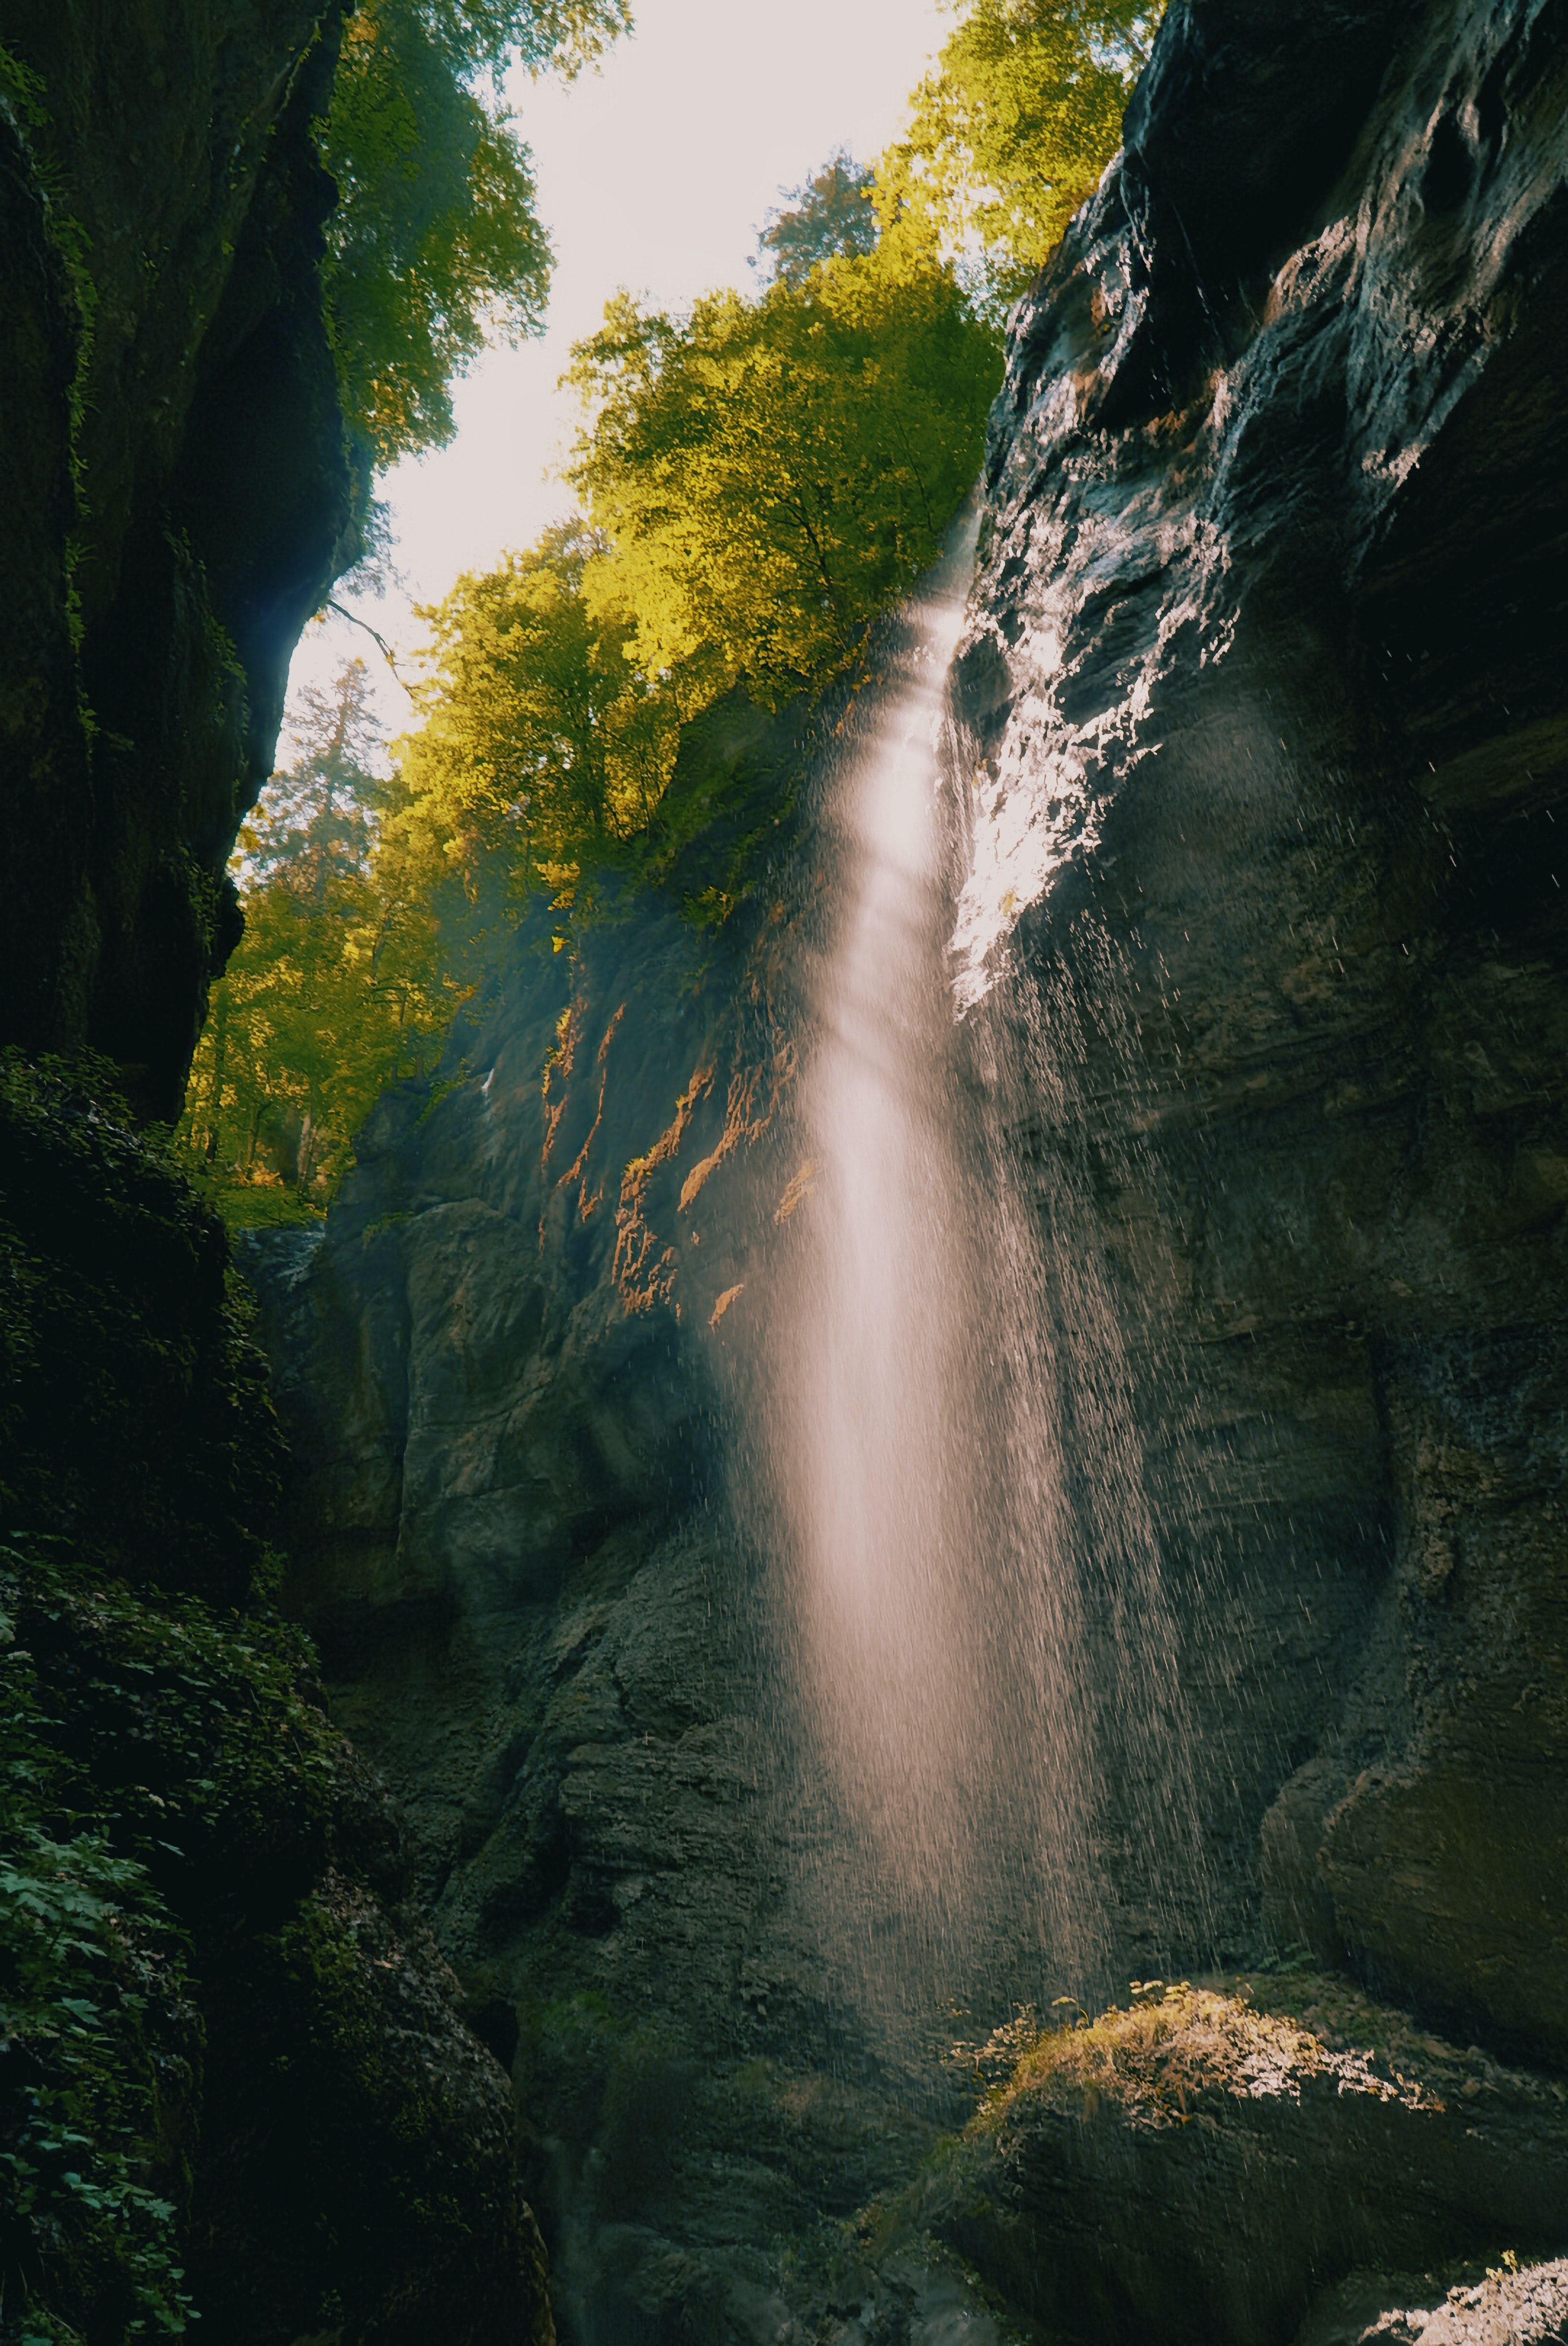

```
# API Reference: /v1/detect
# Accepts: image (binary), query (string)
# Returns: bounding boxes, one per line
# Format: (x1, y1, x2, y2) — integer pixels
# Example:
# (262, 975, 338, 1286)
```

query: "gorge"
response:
(4, 0, 1568, 2340)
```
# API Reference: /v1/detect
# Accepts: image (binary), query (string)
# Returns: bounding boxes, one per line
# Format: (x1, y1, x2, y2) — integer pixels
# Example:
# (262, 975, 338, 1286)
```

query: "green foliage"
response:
(374, 150, 997, 962)
(0, 1526, 350, 2342)
(567, 251, 998, 708)
(0, 1527, 344, 2342)
(391, 524, 680, 913)
(180, 662, 470, 1225)
(754, 149, 879, 285)
(322, 6, 546, 465)
(877, 0, 1161, 300)
(0, 1813, 192, 2342)
(0, 1563, 198, 2345)
(320, 0, 631, 465)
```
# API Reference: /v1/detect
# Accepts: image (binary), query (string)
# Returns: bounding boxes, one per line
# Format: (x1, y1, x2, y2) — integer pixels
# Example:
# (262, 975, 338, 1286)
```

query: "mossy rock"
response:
(925, 1980, 1568, 2346)
(0, 1058, 552, 2344)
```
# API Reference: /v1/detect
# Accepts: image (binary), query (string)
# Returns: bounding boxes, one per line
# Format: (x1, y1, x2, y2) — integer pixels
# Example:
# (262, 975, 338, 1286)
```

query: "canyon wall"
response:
(955, 0, 1568, 2062)
(0, 0, 357, 1119)
(5, 0, 1561, 2335)
(248, 0, 1568, 2337)
(0, 10, 553, 2337)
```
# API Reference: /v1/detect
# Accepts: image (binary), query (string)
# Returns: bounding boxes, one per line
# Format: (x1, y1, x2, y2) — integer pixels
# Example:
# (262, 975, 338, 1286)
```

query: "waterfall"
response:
(740, 517, 1212, 2052)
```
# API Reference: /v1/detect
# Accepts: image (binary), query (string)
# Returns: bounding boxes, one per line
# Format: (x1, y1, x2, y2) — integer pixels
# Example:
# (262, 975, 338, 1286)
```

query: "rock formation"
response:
(0, 8, 551, 2336)
(958, 0, 1568, 2064)
(245, 0, 1568, 2337)
(0, 0, 357, 1120)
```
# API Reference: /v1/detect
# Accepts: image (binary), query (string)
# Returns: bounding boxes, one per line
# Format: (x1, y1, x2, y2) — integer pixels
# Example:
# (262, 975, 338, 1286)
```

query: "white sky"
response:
(286, 0, 949, 749)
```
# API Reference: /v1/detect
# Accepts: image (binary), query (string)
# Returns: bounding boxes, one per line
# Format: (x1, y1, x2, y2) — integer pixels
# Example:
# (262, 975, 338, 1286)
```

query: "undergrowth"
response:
(0, 1055, 332, 2338)
(0, 1534, 336, 2339)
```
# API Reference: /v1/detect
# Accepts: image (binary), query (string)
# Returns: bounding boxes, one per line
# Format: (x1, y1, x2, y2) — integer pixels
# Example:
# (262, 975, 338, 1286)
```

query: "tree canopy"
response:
(565, 249, 999, 709)
(183, 663, 467, 1218)
(322, 0, 630, 465)
(189, 3, 1166, 1218)
(753, 150, 879, 286)
(390, 525, 679, 910)
(877, 0, 1160, 300)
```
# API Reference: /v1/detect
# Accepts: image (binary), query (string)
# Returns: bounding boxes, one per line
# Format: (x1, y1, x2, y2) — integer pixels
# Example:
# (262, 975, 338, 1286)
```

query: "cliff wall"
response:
(0, 0, 357, 1119)
(957, 0, 1568, 2061)
(245, 0, 1568, 2337)
(0, 8, 554, 2336)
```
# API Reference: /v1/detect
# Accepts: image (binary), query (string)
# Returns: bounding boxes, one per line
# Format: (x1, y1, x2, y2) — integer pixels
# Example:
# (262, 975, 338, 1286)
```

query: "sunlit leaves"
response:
(567, 251, 999, 706)
(876, 0, 1161, 301)
(320, 0, 633, 467)
(322, 0, 554, 464)
(754, 150, 879, 286)
(392, 524, 680, 905)
(182, 664, 466, 1216)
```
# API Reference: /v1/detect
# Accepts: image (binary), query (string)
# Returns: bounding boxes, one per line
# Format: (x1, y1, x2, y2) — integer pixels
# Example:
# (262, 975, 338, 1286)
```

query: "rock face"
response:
(0, 8, 555, 2336)
(0, 0, 357, 1117)
(0, 1059, 554, 2343)
(242, 0, 1568, 2336)
(937, 1980, 1568, 2345)
(244, 697, 958, 2341)
(955, 0, 1568, 2061)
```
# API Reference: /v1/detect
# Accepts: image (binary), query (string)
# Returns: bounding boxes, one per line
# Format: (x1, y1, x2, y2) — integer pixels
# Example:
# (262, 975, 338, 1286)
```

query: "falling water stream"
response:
(751, 518, 1211, 2050)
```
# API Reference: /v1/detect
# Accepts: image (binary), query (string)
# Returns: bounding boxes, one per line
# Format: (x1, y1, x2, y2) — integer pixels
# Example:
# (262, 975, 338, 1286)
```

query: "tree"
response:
(876, 0, 1162, 301)
(322, 0, 631, 465)
(753, 150, 879, 286)
(566, 247, 999, 708)
(182, 662, 465, 1217)
(246, 662, 383, 896)
(388, 525, 679, 911)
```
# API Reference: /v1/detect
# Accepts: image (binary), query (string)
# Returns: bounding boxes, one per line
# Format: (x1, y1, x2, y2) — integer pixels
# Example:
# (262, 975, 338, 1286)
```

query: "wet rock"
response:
(1297, 2259, 1568, 2346)
(961, 0, 1568, 2049)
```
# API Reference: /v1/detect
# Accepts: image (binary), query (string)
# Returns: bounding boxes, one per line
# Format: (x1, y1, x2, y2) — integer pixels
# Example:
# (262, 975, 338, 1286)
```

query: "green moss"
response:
(186, 1170, 324, 1236)
(187, 1878, 533, 2344)
(0, 1522, 342, 2338)
(0, 40, 99, 624)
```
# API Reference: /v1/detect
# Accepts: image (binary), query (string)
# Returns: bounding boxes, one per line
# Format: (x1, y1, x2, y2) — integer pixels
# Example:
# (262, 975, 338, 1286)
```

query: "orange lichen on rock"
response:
(678, 1044, 798, 1213)
(613, 1066, 714, 1313)
(554, 1004, 625, 1225)
(774, 1159, 819, 1224)
(539, 1002, 584, 1174)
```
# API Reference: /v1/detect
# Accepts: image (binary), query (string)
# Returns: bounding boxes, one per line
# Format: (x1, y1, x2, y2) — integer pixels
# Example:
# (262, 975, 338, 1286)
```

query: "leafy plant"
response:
(876, 0, 1162, 303)
(321, 0, 631, 465)
(0, 1818, 194, 2342)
